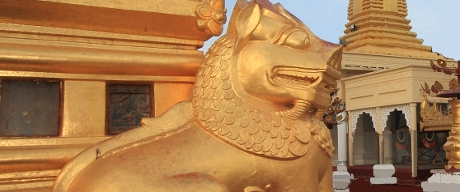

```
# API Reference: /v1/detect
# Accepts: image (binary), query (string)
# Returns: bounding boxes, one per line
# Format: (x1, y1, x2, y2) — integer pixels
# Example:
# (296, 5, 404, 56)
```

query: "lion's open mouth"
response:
(271, 67, 321, 87)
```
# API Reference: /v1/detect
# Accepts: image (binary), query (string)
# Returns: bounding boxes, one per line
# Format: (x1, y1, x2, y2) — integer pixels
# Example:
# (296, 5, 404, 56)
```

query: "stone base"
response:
(333, 166, 354, 190)
(370, 164, 397, 184)
(334, 180, 351, 190)
(422, 172, 460, 192)
(334, 189, 350, 192)
(370, 177, 397, 184)
(372, 164, 395, 178)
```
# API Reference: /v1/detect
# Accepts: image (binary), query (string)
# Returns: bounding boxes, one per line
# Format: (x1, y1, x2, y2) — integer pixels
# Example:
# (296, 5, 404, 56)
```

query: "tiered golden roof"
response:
(340, 0, 441, 59)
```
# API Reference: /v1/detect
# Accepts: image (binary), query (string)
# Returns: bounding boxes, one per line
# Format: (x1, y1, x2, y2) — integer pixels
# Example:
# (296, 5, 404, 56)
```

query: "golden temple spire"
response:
(340, 0, 441, 59)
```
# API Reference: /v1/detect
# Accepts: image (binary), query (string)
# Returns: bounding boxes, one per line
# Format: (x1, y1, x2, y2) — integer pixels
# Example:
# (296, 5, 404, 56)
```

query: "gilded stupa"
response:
(336, 0, 457, 187)
(340, 0, 442, 59)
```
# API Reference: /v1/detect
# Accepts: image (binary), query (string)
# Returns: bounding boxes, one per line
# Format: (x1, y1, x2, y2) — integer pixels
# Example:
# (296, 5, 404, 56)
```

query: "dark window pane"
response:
(0, 80, 60, 137)
(107, 84, 151, 135)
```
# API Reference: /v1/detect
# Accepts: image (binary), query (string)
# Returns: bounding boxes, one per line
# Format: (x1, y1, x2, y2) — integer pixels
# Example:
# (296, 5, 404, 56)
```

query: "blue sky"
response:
(201, 0, 459, 60)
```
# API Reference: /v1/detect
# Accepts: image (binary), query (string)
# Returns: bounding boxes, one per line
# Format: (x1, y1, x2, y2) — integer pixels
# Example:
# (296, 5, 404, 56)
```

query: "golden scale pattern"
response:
(192, 35, 334, 159)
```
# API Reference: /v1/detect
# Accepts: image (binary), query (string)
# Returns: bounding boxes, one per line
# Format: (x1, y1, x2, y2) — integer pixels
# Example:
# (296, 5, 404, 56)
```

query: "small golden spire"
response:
(340, 0, 441, 59)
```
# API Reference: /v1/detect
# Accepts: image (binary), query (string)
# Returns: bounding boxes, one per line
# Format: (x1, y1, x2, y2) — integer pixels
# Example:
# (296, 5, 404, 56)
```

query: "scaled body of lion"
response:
(53, 0, 342, 191)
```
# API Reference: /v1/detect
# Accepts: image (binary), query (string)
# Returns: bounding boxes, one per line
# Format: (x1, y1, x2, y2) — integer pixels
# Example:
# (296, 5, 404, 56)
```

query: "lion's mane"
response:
(192, 34, 334, 158)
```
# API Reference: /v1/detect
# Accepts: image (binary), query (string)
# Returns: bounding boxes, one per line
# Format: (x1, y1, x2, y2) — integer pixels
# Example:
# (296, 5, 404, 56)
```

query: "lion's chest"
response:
(161, 125, 323, 191)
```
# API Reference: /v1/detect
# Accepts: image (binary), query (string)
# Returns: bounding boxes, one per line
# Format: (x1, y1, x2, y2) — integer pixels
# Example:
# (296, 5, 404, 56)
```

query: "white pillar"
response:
(379, 133, 384, 164)
(337, 111, 348, 166)
(377, 107, 383, 164)
(410, 103, 418, 177)
(348, 111, 354, 166)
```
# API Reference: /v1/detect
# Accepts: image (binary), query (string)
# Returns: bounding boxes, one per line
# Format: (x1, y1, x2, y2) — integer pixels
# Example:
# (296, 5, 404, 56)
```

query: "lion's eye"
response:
(276, 30, 310, 50)
(283, 31, 309, 49)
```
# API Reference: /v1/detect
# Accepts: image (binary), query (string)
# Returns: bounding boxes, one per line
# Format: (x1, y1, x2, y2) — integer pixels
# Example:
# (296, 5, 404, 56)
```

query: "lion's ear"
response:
(274, 3, 288, 18)
(236, 2, 261, 38)
(274, 3, 300, 26)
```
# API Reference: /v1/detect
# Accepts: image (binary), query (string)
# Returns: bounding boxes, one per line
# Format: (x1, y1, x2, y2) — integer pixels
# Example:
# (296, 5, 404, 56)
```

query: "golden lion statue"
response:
(53, 0, 342, 191)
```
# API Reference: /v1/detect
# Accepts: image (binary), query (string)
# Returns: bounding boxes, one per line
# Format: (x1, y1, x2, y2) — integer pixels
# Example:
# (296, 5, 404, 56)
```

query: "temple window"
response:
(106, 83, 152, 135)
(0, 79, 61, 137)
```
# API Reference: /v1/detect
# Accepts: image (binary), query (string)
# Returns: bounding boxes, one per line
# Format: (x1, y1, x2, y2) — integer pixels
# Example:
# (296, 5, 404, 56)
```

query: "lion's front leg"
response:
(318, 163, 334, 192)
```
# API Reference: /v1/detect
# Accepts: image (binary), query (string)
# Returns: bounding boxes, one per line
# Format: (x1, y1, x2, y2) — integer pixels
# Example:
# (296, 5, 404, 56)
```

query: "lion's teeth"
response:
(274, 70, 320, 86)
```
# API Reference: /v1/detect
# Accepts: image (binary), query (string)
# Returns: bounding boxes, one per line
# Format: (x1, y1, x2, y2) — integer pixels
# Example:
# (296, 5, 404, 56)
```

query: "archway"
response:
(353, 113, 378, 165)
(382, 110, 410, 165)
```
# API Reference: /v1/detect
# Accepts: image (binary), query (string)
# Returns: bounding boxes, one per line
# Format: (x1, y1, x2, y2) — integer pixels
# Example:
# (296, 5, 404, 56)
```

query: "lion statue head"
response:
(192, 0, 342, 159)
